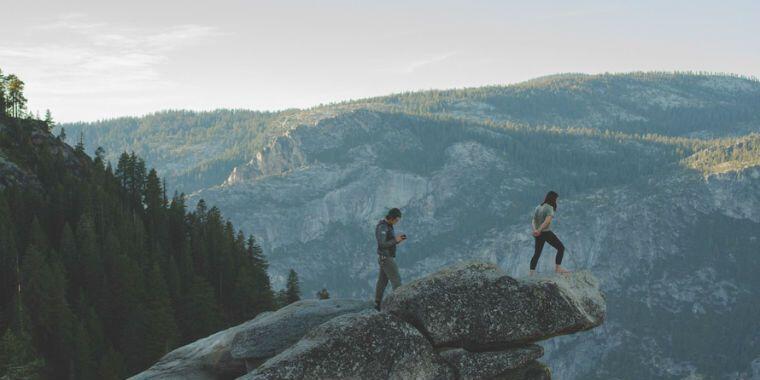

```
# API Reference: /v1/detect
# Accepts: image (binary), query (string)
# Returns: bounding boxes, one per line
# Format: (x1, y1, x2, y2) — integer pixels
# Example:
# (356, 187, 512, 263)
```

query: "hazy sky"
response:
(2, 0, 759, 122)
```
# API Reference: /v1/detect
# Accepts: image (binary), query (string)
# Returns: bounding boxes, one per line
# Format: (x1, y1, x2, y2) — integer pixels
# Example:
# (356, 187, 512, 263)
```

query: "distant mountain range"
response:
(63, 72, 760, 194)
(61, 72, 760, 379)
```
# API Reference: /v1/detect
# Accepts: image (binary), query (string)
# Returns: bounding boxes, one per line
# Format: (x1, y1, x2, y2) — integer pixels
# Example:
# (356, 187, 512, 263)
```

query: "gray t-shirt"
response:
(532, 203, 555, 231)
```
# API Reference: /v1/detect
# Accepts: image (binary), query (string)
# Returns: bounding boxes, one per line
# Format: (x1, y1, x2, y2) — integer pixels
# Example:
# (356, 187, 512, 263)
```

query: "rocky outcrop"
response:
(240, 310, 454, 380)
(229, 299, 371, 368)
(130, 299, 370, 380)
(0, 118, 86, 191)
(135, 262, 604, 380)
(236, 263, 603, 380)
(225, 134, 307, 185)
(128, 311, 274, 380)
(440, 345, 544, 380)
(0, 151, 39, 190)
(382, 262, 605, 350)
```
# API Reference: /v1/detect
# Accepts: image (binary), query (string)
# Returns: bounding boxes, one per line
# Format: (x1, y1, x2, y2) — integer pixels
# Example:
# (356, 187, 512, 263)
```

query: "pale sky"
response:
(2, 0, 759, 122)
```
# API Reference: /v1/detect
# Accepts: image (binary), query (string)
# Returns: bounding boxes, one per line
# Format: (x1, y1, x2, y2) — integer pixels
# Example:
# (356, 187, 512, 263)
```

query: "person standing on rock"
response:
(374, 207, 407, 310)
(530, 191, 570, 275)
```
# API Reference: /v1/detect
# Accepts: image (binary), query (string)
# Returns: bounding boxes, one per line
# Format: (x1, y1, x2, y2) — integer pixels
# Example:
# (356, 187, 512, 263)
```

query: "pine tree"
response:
(143, 169, 164, 241)
(20, 245, 52, 338)
(0, 193, 18, 322)
(78, 301, 106, 361)
(194, 199, 207, 222)
(20, 245, 75, 376)
(96, 347, 125, 380)
(247, 235, 267, 270)
(142, 264, 178, 363)
(0, 328, 45, 380)
(223, 234, 275, 320)
(43, 110, 54, 132)
(70, 321, 97, 380)
(75, 132, 85, 154)
(0, 69, 6, 117)
(94, 147, 106, 170)
(115, 152, 131, 189)
(59, 224, 77, 279)
(275, 289, 287, 309)
(230, 262, 274, 322)
(106, 254, 144, 349)
(5, 74, 27, 118)
(178, 276, 222, 342)
(76, 214, 104, 299)
(285, 269, 301, 305)
(28, 218, 49, 254)
(164, 255, 181, 302)
(129, 152, 147, 207)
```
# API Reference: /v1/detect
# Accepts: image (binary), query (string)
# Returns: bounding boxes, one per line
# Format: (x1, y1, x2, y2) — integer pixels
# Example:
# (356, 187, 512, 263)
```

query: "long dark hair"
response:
(542, 191, 558, 211)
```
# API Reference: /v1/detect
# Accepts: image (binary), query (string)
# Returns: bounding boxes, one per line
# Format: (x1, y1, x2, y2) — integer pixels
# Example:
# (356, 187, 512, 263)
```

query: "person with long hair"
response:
(530, 191, 570, 275)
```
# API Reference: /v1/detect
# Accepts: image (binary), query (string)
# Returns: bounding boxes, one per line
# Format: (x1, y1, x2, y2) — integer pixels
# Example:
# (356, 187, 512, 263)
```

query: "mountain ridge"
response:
(60, 71, 760, 194)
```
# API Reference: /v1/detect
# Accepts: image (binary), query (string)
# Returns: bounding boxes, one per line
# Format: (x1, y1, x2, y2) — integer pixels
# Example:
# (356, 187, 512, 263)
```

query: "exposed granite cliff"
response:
(132, 262, 605, 380)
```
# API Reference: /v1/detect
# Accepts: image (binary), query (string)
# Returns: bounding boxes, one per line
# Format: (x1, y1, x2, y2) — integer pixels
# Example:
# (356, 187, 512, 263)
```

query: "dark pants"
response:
(375, 256, 401, 307)
(531, 231, 565, 270)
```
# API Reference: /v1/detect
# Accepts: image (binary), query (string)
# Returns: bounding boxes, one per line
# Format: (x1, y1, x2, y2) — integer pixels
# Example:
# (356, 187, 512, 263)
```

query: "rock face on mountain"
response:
(382, 263, 605, 349)
(229, 299, 371, 367)
(225, 133, 308, 185)
(0, 150, 38, 190)
(0, 118, 86, 190)
(134, 262, 604, 380)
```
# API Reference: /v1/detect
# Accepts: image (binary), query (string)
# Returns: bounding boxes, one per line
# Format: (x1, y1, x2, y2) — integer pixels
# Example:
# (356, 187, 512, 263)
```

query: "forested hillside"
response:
(0, 112, 278, 378)
(60, 110, 286, 193)
(359, 71, 760, 137)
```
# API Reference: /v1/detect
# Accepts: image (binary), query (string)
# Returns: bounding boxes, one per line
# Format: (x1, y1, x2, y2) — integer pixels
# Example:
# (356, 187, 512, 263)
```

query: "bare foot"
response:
(555, 266, 571, 275)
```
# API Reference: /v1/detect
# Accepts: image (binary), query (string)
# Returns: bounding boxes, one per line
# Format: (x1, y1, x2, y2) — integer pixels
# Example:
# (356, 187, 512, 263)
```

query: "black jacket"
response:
(375, 219, 398, 257)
